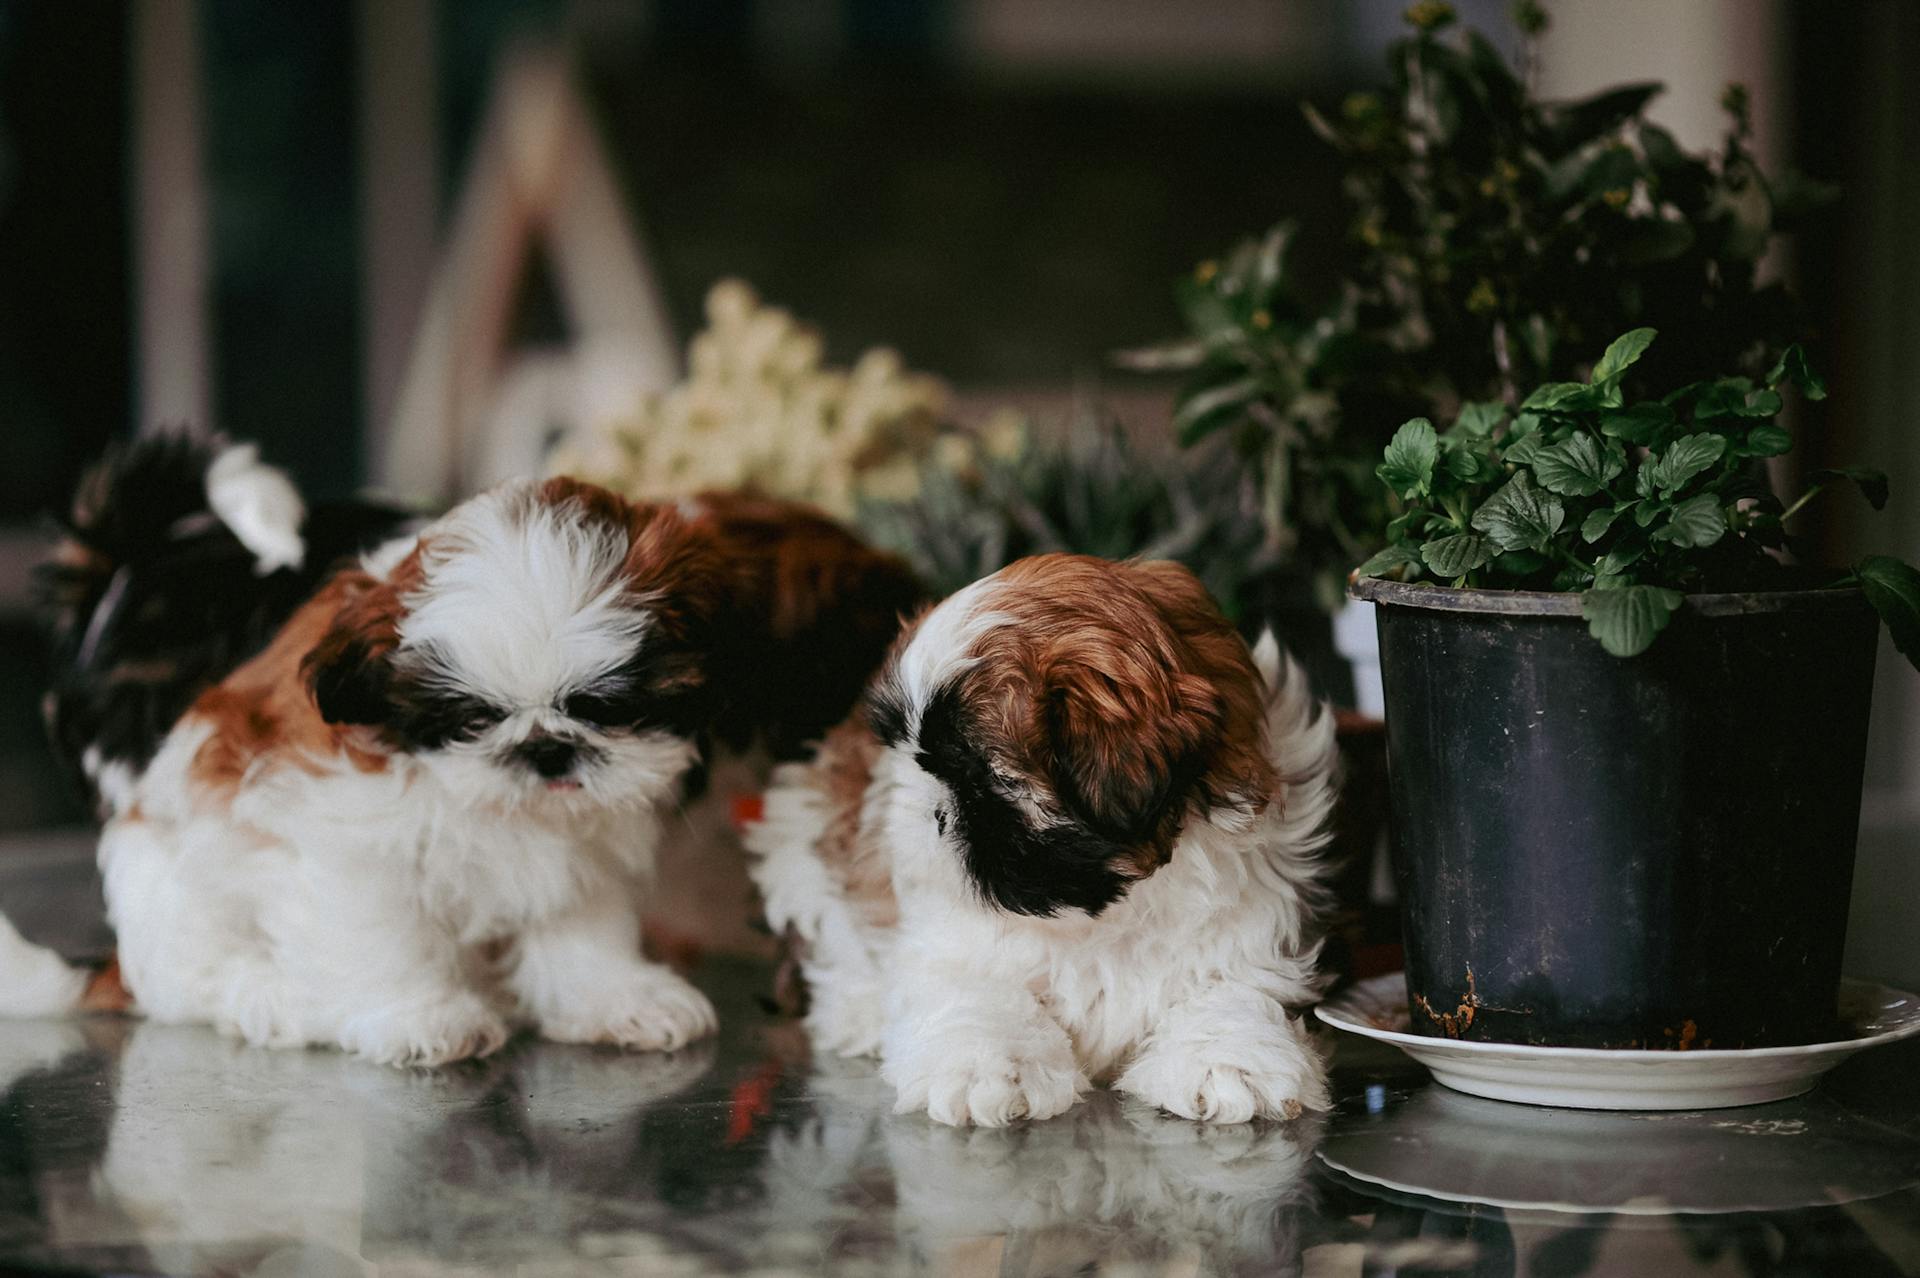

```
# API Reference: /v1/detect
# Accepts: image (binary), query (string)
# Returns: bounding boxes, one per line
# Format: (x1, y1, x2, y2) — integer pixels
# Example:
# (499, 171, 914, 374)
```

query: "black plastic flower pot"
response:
(1350, 578, 1880, 1050)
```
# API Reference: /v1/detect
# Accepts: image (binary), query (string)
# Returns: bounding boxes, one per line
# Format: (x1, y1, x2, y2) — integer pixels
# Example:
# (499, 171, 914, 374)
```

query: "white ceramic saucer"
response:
(1316, 973, 1920, 1110)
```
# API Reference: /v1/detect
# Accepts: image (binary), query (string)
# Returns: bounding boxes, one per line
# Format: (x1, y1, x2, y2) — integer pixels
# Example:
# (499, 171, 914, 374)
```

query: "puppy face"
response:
(302, 478, 729, 811)
(866, 555, 1276, 919)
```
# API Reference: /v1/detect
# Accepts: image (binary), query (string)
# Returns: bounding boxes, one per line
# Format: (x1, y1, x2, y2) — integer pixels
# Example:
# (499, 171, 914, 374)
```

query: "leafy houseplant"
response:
(1350, 334, 1909, 1055)
(1133, 3, 1833, 621)
(1356, 328, 1920, 663)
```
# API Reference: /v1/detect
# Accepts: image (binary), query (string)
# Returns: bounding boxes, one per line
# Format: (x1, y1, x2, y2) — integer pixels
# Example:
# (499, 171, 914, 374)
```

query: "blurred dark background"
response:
(1, 0, 1916, 982)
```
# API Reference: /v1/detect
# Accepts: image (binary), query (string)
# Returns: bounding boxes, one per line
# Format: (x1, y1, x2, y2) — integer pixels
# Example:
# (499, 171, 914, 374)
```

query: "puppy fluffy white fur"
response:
(748, 553, 1338, 1126)
(103, 479, 714, 1065)
(4, 477, 916, 1067)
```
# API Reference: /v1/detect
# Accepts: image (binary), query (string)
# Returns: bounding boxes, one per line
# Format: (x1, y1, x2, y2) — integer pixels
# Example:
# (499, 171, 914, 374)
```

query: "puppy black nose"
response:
(516, 737, 578, 779)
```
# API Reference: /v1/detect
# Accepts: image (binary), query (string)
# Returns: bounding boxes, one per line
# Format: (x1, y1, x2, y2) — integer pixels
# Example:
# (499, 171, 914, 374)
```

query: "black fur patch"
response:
(865, 680, 909, 748)
(913, 681, 1138, 919)
(562, 643, 715, 740)
(379, 675, 507, 750)
(37, 431, 412, 807)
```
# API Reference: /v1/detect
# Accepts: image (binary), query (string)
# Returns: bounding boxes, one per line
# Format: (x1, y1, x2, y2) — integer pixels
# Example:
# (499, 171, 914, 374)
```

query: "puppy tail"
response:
(0, 913, 129, 1017)
(1253, 629, 1341, 861)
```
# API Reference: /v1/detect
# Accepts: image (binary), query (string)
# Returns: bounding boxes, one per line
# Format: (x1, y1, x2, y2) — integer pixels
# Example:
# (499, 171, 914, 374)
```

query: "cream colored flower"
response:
(556, 279, 949, 518)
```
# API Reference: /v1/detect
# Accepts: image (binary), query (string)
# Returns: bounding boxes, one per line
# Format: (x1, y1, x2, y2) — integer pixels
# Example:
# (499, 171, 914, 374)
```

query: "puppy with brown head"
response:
(749, 553, 1337, 1126)
(0, 473, 917, 1067)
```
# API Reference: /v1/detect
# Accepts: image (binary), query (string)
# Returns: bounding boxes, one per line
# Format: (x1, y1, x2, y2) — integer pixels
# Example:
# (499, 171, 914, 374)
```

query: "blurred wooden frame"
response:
(377, 46, 678, 507)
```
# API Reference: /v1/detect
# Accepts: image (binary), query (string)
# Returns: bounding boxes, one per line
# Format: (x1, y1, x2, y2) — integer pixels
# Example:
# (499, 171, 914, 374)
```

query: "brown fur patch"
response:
(962, 554, 1275, 873)
(804, 717, 899, 929)
(80, 957, 134, 1014)
(689, 491, 921, 641)
(686, 491, 923, 751)
(189, 573, 397, 792)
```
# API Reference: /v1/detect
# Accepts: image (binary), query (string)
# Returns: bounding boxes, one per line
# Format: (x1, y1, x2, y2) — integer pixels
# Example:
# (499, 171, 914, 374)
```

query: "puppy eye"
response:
(563, 692, 631, 728)
(465, 708, 503, 733)
(935, 807, 949, 836)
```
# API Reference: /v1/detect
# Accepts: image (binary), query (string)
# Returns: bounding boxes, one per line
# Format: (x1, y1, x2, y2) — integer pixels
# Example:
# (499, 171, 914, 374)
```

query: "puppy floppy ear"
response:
(1038, 645, 1224, 853)
(1121, 559, 1278, 818)
(301, 568, 405, 726)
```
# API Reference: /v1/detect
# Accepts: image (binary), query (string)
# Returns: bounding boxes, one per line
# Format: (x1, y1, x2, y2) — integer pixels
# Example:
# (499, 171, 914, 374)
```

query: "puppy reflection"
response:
(90, 1023, 715, 1273)
(888, 1092, 1318, 1274)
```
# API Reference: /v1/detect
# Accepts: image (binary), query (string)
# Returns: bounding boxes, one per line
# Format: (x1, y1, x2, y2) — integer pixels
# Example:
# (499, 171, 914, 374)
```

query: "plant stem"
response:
(1778, 483, 1824, 526)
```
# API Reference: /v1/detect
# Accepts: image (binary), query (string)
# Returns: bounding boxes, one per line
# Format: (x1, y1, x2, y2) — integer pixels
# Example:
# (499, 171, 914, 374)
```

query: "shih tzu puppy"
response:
(4, 464, 917, 1067)
(35, 428, 412, 816)
(748, 553, 1338, 1126)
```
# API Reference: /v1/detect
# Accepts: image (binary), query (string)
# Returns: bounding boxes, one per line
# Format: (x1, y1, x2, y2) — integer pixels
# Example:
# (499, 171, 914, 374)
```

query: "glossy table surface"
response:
(1, 842, 1917, 1276)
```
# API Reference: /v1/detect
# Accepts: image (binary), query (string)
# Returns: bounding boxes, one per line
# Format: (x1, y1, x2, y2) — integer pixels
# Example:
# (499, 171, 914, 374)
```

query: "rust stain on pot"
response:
(1414, 967, 1482, 1039)
(1662, 1019, 1701, 1051)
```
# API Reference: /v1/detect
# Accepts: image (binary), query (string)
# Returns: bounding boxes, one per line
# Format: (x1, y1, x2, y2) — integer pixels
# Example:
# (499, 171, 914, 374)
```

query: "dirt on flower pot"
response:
(1352, 577, 1880, 1050)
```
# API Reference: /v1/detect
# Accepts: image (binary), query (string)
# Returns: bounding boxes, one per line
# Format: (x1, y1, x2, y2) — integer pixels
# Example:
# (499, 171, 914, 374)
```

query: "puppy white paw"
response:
(1118, 1037, 1329, 1124)
(889, 1046, 1085, 1127)
(807, 985, 887, 1058)
(538, 967, 718, 1052)
(342, 991, 510, 1068)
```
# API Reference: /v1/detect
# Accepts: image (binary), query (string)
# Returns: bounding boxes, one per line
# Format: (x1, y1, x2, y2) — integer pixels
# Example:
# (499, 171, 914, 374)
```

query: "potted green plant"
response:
(1125, 2, 1834, 711)
(1351, 328, 1920, 1049)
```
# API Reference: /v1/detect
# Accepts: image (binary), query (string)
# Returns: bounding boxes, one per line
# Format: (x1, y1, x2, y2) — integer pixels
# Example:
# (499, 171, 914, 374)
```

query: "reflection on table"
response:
(0, 960, 1914, 1276)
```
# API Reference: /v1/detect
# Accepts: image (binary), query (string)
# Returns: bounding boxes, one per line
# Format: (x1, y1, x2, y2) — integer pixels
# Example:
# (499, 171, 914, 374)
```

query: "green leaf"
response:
(1175, 276, 1237, 344)
(1385, 508, 1426, 542)
(1444, 447, 1500, 484)
(1544, 83, 1663, 153)
(1355, 542, 1424, 579)
(1582, 504, 1627, 543)
(1532, 431, 1626, 496)
(1638, 122, 1687, 172)
(1601, 402, 1674, 446)
(1581, 584, 1684, 657)
(1377, 418, 1441, 498)
(1769, 169, 1842, 222)
(1591, 327, 1657, 385)
(1471, 470, 1566, 553)
(1767, 344, 1829, 400)
(1810, 466, 1890, 511)
(1691, 378, 1764, 420)
(1504, 432, 1547, 466)
(1450, 401, 1506, 438)
(1111, 339, 1209, 372)
(1857, 556, 1920, 673)
(1420, 532, 1493, 577)
(1494, 549, 1550, 577)
(1174, 376, 1260, 445)
(1552, 564, 1597, 591)
(1662, 492, 1727, 548)
(1251, 222, 1293, 298)
(1648, 433, 1727, 493)
(1742, 423, 1793, 457)
(1521, 380, 1607, 412)
(1596, 539, 1646, 576)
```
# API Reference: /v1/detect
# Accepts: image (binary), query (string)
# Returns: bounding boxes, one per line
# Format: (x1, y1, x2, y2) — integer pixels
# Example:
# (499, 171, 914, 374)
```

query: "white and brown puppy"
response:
(747, 553, 1338, 1126)
(1, 476, 917, 1067)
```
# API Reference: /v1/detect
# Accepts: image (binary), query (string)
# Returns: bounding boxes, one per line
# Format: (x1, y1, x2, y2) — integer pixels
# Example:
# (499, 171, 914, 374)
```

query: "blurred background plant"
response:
(856, 408, 1276, 615)
(559, 279, 1282, 638)
(553, 279, 948, 521)
(1123, 0, 1835, 614)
